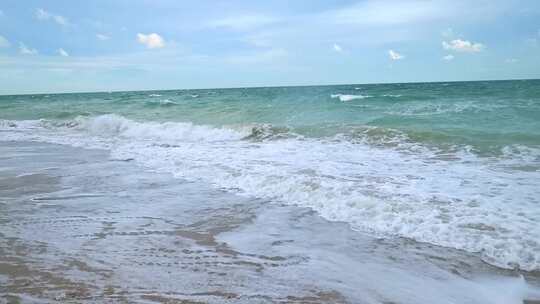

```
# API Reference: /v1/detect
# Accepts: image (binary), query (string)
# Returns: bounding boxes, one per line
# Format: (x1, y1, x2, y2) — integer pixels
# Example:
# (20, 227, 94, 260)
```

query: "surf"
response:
(2, 112, 539, 271)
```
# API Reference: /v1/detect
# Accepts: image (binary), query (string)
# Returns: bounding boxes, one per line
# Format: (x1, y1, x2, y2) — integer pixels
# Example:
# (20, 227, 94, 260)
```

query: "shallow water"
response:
(1, 141, 539, 303)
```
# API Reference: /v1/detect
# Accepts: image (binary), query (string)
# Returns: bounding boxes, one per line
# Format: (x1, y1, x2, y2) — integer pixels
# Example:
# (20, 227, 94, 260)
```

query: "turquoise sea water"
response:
(2, 80, 540, 154)
(1, 80, 539, 271)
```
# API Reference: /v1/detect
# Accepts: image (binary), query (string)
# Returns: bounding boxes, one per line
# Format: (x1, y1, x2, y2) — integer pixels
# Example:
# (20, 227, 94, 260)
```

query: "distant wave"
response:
(386, 102, 505, 116)
(331, 94, 372, 102)
(144, 99, 179, 107)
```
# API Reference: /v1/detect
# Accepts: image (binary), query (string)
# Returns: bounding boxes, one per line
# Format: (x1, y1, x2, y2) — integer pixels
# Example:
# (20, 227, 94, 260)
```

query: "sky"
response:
(0, 0, 539, 94)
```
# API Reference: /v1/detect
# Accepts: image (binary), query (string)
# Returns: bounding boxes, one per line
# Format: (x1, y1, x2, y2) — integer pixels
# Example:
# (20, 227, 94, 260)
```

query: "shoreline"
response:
(1, 111, 539, 272)
(1, 140, 539, 303)
(2, 78, 539, 97)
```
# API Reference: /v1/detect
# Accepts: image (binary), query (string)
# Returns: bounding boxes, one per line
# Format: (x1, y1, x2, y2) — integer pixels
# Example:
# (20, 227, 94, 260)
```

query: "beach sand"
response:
(1, 141, 538, 303)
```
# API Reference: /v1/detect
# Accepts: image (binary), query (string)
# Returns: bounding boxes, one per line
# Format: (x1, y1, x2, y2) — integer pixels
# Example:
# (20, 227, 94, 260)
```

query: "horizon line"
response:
(1, 77, 538, 97)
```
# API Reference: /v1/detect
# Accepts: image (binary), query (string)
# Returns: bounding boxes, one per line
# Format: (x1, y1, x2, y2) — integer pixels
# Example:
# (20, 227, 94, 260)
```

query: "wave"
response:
(332, 93, 403, 101)
(1, 114, 539, 271)
(144, 99, 179, 107)
(385, 102, 505, 116)
(331, 94, 372, 102)
(241, 124, 296, 141)
(73, 114, 244, 142)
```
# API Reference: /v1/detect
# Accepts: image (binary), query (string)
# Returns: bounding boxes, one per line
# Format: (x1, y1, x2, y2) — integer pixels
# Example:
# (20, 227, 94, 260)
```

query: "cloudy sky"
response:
(1, 0, 539, 94)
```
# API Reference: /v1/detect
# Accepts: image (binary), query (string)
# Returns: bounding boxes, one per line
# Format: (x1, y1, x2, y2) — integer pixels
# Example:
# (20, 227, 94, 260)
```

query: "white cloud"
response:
(58, 48, 69, 57)
(35, 8, 69, 26)
(209, 15, 277, 31)
(442, 54, 454, 61)
(0, 35, 10, 48)
(19, 43, 38, 55)
(53, 15, 68, 26)
(442, 39, 484, 53)
(333, 43, 343, 52)
(388, 49, 404, 60)
(331, 1, 451, 26)
(137, 33, 165, 49)
(35, 8, 49, 20)
(329, 0, 513, 28)
(96, 34, 110, 41)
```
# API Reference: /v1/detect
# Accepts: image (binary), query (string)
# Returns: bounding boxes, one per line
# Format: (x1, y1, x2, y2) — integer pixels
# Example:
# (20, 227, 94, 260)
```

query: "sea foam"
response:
(1, 115, 539, 271)
(73, 114, 244, 142)
(331, 94, 371, 102)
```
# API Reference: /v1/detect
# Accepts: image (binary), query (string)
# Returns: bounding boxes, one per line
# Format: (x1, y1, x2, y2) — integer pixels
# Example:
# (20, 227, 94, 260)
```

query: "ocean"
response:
(1, 79, 539, 274)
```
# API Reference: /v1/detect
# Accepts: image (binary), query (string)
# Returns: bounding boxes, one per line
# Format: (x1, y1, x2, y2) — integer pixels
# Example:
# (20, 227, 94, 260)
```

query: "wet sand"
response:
(0, 141, 539, 303)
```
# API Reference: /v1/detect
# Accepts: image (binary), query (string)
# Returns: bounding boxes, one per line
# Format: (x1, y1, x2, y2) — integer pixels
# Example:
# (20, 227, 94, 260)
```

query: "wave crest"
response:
(71, 114, 245, 142)
(242, 124, 295, 141)
(331, 94, 372, 102)
(144, 99, 179, 107)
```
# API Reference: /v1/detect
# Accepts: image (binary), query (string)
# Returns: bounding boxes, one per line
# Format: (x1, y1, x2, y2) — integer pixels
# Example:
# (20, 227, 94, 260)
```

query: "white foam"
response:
(1, 115, 540, 271)
(331, 94, 371, 102)
(145, 99, 178, 106)
(386, 101, 506, 116)
(73, 114, 245, 142)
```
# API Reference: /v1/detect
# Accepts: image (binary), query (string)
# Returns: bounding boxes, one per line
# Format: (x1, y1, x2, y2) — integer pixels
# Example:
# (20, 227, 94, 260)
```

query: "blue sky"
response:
(0, 0, 539, 94)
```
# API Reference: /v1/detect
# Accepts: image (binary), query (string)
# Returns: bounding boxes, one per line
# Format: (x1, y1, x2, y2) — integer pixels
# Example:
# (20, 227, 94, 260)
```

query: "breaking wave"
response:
(331, 94, 372, 102)
(1, 114, 539, 271)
